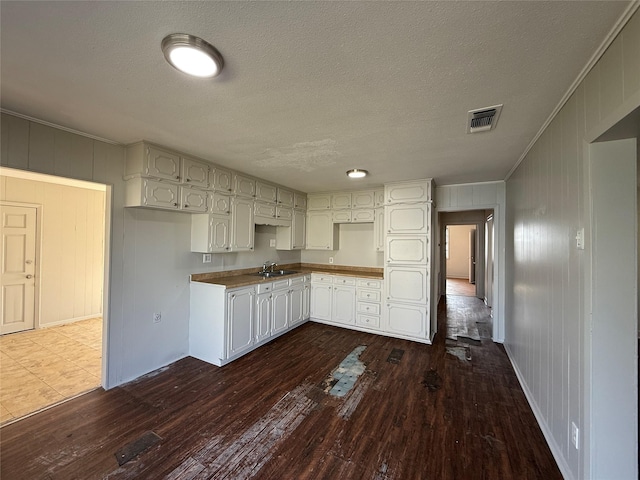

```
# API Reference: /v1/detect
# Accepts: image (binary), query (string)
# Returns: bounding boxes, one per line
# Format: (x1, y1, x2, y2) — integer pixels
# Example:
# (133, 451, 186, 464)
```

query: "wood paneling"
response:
(0, 113, 29, 169)
(0, 297, 561, 479)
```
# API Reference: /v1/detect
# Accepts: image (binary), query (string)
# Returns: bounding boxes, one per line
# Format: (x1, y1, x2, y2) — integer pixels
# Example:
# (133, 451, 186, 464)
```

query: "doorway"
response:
(0, 168, 107, 425)
(445, 224, 477, 297)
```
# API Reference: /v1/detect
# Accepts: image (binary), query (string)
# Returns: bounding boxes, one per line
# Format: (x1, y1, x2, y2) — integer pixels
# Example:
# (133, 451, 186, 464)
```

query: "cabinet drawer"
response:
(356, 314, 380, 329)
(272, 279, 290, 290)
(356, 278, 382, 289)
(333, 276, 356, 286)
(289, 275, 305, 286)
(311, 273, 333, 284)
(357, 289, 381, 302)
(357, 302, 381, 316)
(256, 282, 273, 294)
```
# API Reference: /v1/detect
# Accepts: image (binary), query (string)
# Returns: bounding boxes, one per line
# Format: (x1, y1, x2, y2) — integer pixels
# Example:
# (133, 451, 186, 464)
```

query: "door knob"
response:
(26, 274, 33, 279)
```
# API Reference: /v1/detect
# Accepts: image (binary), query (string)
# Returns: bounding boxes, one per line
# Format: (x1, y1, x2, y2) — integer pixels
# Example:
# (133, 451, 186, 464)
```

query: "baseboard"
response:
(503, 344, 574, 480)
(37, 313, 102, 329)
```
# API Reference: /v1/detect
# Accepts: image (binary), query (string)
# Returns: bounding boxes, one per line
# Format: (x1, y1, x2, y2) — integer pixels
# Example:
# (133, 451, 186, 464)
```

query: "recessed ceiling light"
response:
(161, 33, 224, 78)
(346, 169, 368, 179)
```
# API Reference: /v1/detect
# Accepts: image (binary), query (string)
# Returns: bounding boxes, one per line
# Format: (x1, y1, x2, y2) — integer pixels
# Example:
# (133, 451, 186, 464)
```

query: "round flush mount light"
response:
(346, 169, 368, 179)
(161, 33, 224, 78)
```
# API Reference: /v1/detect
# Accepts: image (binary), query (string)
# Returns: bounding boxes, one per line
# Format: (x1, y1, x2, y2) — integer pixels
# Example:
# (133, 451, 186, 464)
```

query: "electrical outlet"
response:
(329, 257, 334, 264)
(202, 253, 212, 263)
(571, 422, 579, 449)
(153, 313, 162, 323)
(269, 239, 276, 247)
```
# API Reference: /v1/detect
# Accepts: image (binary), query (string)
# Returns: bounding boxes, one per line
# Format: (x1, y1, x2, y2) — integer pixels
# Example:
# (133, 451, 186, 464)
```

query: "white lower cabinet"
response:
(332, 284, 356, 325)
(385, 267, 429, 305)
(385, 303, 427, 338)
(311, 275, 377, 330)
(190, 274, 310, 367)
(227, 287, 255, 358)
(310, 282, 332, 321)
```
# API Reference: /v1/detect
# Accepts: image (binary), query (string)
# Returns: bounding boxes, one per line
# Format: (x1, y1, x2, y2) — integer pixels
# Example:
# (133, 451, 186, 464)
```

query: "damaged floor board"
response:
(115, 431, 162, 466)
(1, 295, 561, 480)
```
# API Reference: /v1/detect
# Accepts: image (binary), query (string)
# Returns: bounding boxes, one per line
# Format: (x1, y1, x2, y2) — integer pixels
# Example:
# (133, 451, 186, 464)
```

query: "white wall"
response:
(505, 10, 640, 480)
(446, 225, 475, 279)
(0, 174, 105, 327)
(301, 222, 382, 267)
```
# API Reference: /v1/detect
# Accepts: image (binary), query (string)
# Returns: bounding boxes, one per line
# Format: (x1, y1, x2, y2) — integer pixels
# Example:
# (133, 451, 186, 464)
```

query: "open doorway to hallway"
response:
(445, 224, 477, 297)
(0, 168, 107, 425)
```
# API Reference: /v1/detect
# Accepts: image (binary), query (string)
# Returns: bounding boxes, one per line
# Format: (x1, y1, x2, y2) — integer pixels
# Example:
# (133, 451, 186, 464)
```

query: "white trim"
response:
(437, 180, 503, 188)
(0, 108, 120, 145)
(505, 1, 640, 181)
(36, 314, 102, 329)
(0, 167, 106, 191)
(504, 344, 574, 480)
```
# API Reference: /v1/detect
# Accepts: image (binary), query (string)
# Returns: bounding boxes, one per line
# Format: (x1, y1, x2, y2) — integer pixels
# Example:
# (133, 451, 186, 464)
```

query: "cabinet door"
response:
(142, 179, 179, 209)
(271, 288, 289, 335)
(227, 288, 255, 357)
(386, 303, 427, 338)
(255, 292, 272, 343)
(385, 203, 429, 234)
(332, 286, 356, 325)
(231, 197, 254, 251)
(234, 173, 256, 198)
(374, 208, 384, 252)
(385, 267, 429, 305)
(254, 202, 277, 220)
(352, 190, 375, 209)
(332, 193, 352, 209)
(351, 209, 374, 223)
(292, 209, 306, 249)
(212, 167, 233, 193)
(180, 187, 208, 213)
(307, 194, 332, 210)
(210, 216, 230, 252)
(276, 206, 293, 222)
(255, 181, 278, 203)
(146, 146, 180, 181)
(386, 235, 428, 265)
(277, 188, 294, 207)
(332, 210, 352, 223)
(289, 283, 305, 326)
(384, 181, 430, 204)
(310, 284, 332, 321)
(209, 192, 231, 216)
(181, 157, 209, 188)
(306, 211, 334, 250)
(294, 193, 307, 210)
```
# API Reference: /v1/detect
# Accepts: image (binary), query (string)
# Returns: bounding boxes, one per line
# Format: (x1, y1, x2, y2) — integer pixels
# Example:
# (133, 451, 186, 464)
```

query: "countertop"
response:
(191, 263, 383, 289)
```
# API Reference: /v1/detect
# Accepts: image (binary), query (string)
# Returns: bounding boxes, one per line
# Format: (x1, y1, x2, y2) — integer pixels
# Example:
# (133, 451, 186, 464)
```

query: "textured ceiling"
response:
(0, 1, 630, 192)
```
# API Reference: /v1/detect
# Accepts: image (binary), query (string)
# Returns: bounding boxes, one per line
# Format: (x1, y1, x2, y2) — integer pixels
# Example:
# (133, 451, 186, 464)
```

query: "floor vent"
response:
(467, 104, 503, 133)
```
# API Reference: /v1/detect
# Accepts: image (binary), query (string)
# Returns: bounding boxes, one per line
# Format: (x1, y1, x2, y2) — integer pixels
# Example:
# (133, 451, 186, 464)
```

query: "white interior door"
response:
(1, 204, 37, 335)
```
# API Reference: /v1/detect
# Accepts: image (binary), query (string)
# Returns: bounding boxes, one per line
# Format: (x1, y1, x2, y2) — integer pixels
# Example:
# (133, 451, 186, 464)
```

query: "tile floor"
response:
(0, 317, 102, 425)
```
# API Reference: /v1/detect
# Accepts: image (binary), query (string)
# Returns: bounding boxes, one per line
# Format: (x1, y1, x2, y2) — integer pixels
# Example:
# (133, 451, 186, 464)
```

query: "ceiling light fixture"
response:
(161, 33, 224, 78)
(346, 169, 368, 179)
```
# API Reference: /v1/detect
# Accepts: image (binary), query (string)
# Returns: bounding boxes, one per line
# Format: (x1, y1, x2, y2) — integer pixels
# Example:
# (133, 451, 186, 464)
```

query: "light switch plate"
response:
(576, 228, 585, 250)
(270, 239, 276, 247)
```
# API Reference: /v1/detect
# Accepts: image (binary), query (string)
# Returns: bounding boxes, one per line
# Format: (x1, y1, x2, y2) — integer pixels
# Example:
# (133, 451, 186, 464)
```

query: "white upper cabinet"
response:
(255, 181, 278, 204)
(181, 156, 209, 188)
(307, 194, 332, 210)
(332, 210, 352, 223)
(332, 193, 352, 210)
(254, 202, 277, 220)
(131, 178, 179, 209)
(306, 210, 336, 250)
(191, 214, 230, 253)
(180, 187, 208, 213)
(294, 192, 307, 210)
(143, 145, 181, 181)
(277, 188, 294, 207)
(233, 173, 256, 198)
(209, 192, 231, 216)
(211, 167, 233, 193)
(384, 180, 432, 204)
(276, 206, 293, 222)
(385, 235, 428, 265)
(385, 203, 429, 234)
(351, 209, 375, 223)
(352, 190, 375, 209)
(231, 196, 254, 251)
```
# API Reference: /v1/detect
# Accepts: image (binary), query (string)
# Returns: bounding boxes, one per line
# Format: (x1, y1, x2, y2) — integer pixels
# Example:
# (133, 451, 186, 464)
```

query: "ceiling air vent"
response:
(467, 104, 503, 134)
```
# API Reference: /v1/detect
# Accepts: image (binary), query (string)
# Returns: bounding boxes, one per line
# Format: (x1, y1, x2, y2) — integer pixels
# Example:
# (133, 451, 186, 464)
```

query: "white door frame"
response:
(0, 200, 42, 332)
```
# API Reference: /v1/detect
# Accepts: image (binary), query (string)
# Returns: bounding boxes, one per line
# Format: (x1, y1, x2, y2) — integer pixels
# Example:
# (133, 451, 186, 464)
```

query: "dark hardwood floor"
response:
(0, 297, 561, 480)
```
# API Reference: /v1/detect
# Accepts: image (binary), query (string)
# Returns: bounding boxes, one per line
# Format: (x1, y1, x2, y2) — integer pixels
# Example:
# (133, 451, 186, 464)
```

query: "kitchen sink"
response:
(252, 270, 299, 278)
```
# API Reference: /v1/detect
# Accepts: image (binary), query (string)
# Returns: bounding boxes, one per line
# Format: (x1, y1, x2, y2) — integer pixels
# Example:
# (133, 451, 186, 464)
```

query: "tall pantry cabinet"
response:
(383, 179, 435, 343)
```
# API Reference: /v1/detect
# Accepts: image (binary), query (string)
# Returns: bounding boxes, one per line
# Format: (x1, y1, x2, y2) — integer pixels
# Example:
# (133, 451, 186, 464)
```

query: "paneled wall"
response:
(505, 9, 639, 480)
(0, 175, 105, 326)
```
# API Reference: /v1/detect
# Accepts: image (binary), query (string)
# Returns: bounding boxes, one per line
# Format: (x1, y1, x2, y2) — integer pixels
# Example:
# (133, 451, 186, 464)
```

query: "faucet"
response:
(261, 261, 278, 274)
(270, 262, 278, 273)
